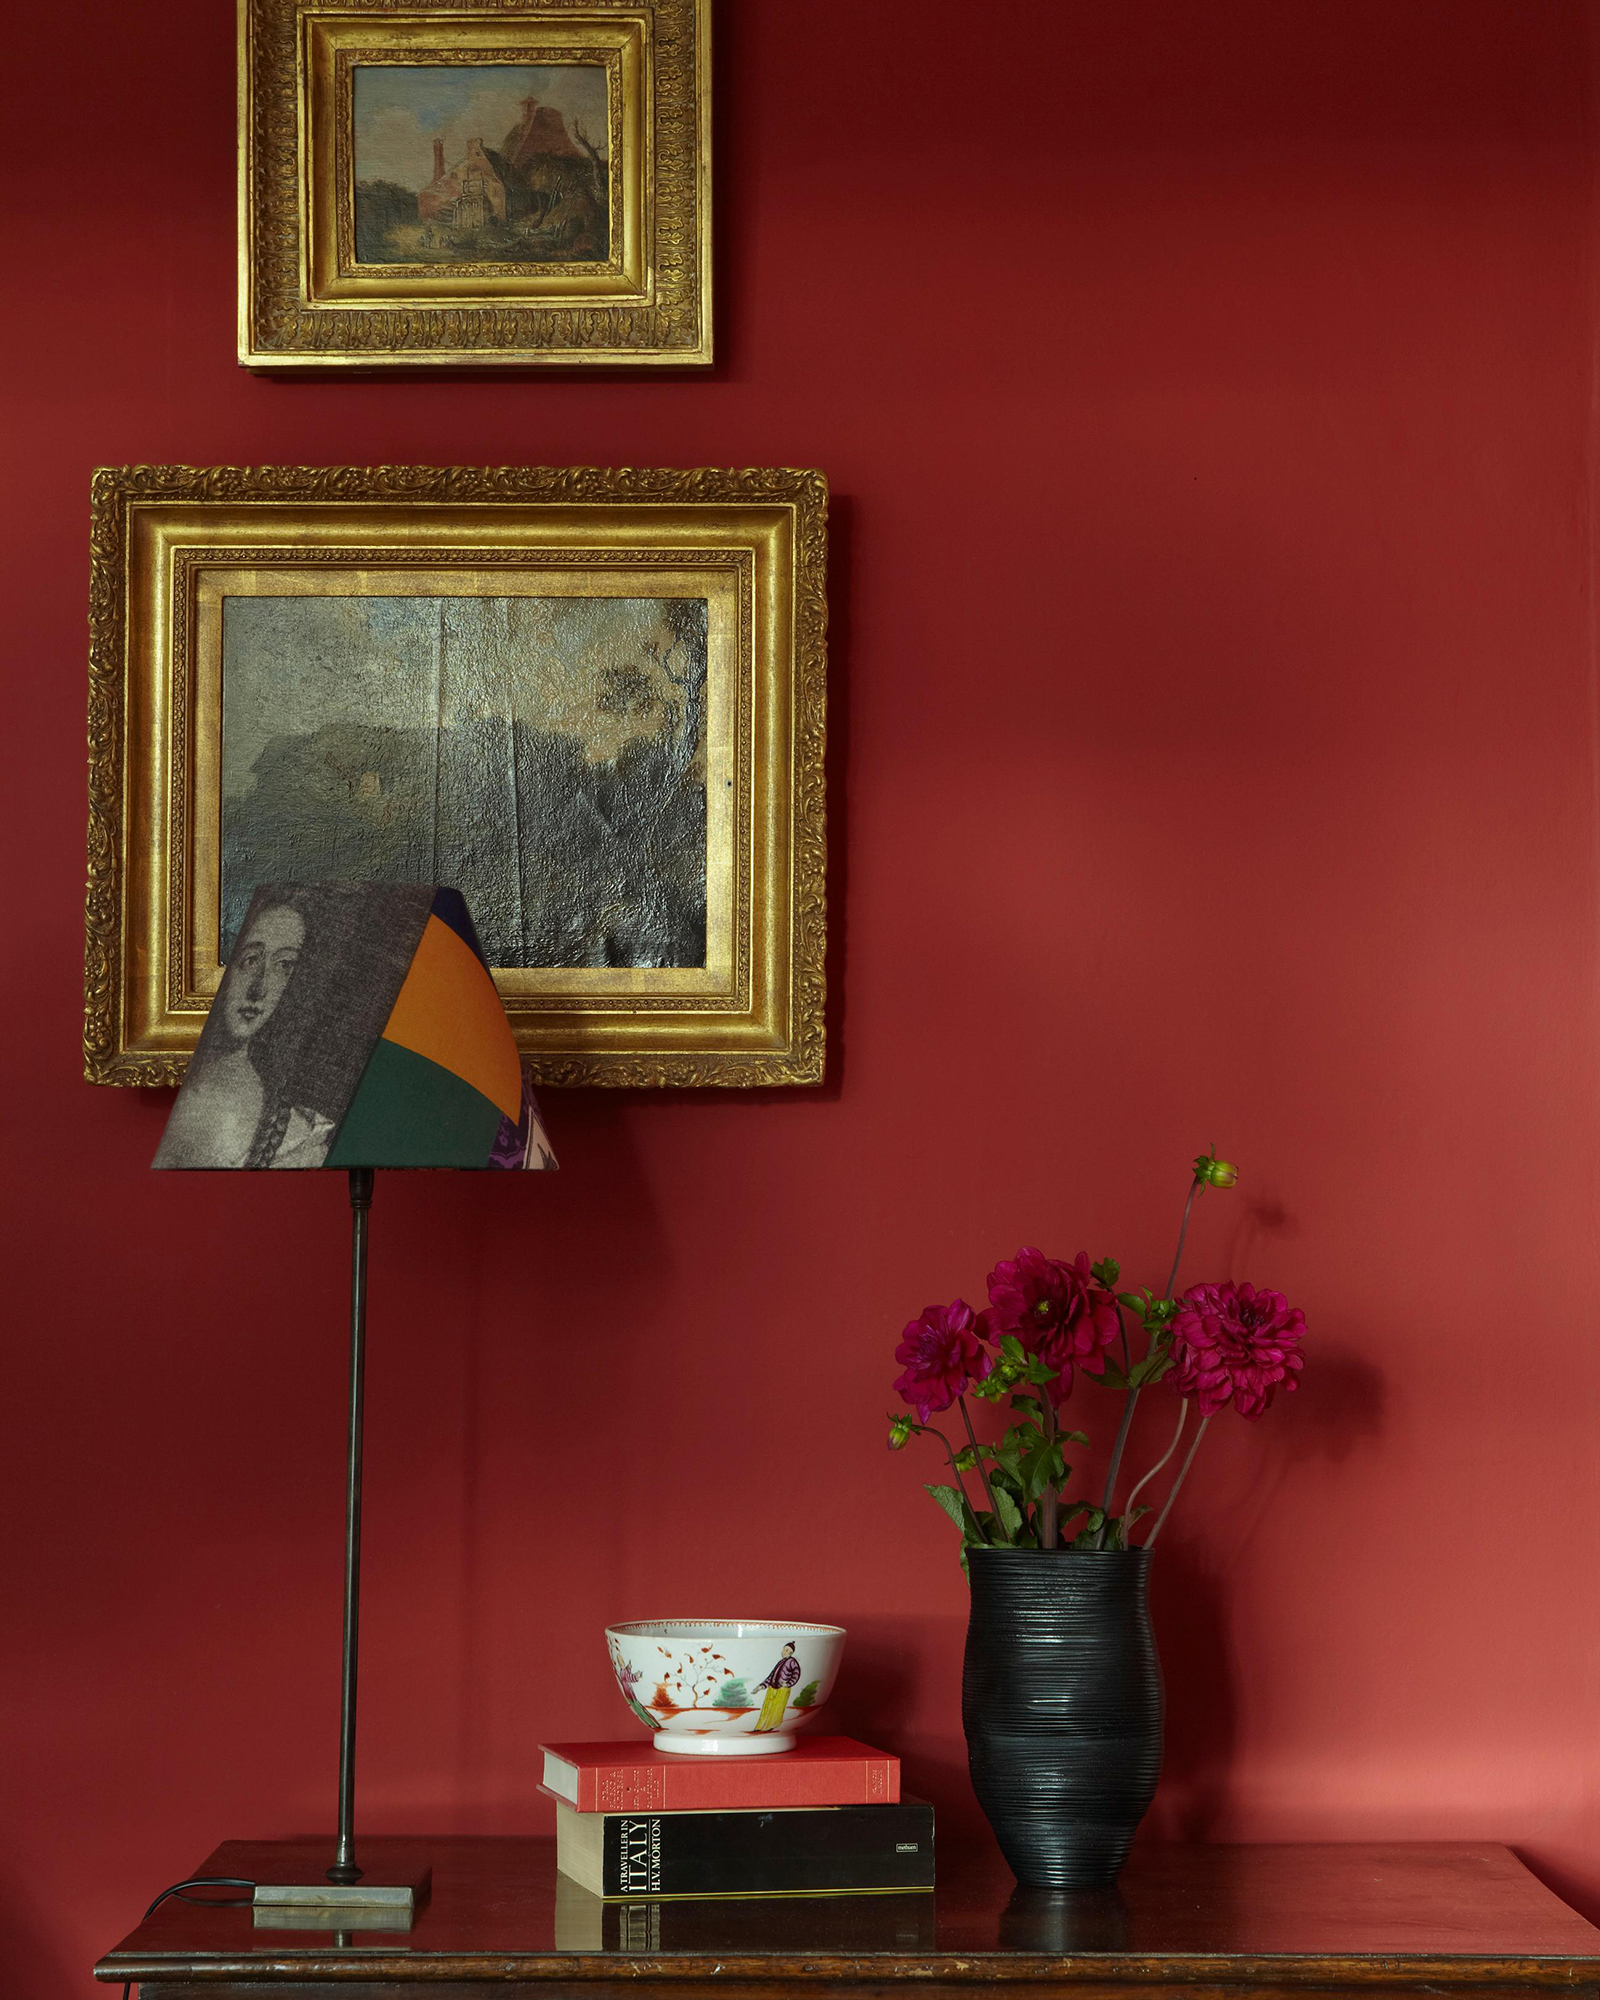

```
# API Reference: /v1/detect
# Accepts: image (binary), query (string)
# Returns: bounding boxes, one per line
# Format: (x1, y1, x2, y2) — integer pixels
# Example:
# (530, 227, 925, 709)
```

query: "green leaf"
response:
(793, 1679, 821, 1710)
(1068, 1508, 1107, 1549)
(1059, 1429, 1090, 1447)
(989, 1432, 1026, 1481)
(991, 1486, 1026, 1543)
(1098, 1359, 1129, 1390)
(1128, 1351, 1173, 1388)
(998, 1334, 1028, 1365)
(925, 1482, 987, 1546)
(1100, 1508, 1151, 1551)
(924, 1482, 971, 1535)
(1019, 1433, 1068, 1503)
(1091, 1258, 1121, 1287)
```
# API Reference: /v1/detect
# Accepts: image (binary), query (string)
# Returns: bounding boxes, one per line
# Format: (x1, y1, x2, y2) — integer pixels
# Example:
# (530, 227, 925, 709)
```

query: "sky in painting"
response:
(220, 595, 687, 798)
(353, 63, 609, 190)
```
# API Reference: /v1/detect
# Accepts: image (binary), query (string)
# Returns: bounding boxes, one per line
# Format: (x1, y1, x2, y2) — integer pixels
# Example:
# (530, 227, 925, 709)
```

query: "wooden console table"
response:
(96, 1837, 1600, 1998)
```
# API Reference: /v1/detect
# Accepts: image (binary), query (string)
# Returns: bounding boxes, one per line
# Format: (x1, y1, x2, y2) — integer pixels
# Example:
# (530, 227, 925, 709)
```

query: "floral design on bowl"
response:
(605, 1618, 846, 1756)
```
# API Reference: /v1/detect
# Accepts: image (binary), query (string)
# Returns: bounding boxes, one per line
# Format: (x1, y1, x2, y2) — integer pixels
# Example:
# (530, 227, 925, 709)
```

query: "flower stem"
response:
(1039, 1392, 1060, 1549)
(959, 1395, 1001, 1522)
(1095, 1306, 1140, 1549)
(1120, 1397, 1188, 1524)
(1143, 1413, 1210, 1549)
(1165, 1175, 1204, 1302)
(922, 1422, 983, 1529)
(1095, 1388, 1140, 1550)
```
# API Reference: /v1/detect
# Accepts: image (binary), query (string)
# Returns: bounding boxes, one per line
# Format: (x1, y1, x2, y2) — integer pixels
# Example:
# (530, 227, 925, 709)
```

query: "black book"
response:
(554, 1798, 935, 1900)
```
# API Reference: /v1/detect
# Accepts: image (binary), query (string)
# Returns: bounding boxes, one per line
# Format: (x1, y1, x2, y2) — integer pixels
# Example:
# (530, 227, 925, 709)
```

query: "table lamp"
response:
(153, 882, 556, 1916)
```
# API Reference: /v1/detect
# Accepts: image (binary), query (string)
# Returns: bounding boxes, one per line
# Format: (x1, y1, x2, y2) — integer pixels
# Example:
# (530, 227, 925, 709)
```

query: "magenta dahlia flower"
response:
(979, 1248, 1120, 1396)
(1169, 1281, 1305, 1420)
(893, 1299, 992, 1422)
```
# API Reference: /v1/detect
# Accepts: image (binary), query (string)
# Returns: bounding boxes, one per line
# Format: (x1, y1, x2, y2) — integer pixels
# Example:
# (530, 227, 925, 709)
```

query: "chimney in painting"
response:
(432, 137, 445, 180)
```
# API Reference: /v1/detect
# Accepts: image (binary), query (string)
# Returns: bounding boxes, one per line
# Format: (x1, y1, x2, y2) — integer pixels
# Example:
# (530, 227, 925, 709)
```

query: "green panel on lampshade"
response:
(325, 1038, 505, 1168)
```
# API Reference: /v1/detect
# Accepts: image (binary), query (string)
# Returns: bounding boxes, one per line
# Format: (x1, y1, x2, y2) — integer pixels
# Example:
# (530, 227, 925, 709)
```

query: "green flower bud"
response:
(888, 1415, 913, 1451)
(1194, 1154, 1239, 1188)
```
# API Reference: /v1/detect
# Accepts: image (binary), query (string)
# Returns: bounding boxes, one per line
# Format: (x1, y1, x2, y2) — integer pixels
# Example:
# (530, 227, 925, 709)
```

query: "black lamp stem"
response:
(327, 1165, 375, 1886)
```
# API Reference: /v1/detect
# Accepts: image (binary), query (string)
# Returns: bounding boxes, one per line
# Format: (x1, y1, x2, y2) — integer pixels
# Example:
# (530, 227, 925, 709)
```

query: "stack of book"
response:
(541, 1736, 933, 1904)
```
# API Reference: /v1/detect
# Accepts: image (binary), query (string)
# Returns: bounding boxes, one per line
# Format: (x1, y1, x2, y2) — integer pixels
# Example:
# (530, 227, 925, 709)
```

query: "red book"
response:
(539, 1737, 900, 1813)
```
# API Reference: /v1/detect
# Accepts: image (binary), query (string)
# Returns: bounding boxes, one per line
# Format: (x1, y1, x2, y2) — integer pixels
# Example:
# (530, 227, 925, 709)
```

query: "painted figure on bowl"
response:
(605, 1620, 843, 1755)
(753, 1643, 802, 1733)
(610, 1646, 655, 1731)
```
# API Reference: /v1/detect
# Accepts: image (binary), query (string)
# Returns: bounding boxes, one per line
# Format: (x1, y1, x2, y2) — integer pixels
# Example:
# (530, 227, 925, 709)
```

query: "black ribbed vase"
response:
(962, 1547, 1163, 1889)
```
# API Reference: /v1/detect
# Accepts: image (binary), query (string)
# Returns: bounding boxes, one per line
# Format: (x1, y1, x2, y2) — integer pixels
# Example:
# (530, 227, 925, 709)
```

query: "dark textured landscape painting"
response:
(219, 595, 708, 970)
(352, 64, 610, 264)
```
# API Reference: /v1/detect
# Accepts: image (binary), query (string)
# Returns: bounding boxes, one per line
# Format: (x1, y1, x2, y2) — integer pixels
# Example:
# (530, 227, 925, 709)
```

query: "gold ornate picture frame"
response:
(86, 466, 826, 1088)
(239, 0, 711, 367)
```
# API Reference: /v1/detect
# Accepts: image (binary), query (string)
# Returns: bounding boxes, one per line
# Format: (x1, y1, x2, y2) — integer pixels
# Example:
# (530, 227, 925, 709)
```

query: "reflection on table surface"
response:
(98, 1836, 1600, 1971)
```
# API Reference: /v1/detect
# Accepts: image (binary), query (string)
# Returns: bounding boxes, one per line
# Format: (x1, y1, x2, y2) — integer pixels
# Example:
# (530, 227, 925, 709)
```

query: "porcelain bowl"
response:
(605, 1618, 846, 1756)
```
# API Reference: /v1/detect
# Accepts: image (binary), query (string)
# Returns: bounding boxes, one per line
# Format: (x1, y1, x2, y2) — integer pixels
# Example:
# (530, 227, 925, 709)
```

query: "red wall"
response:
(6, 1, 1600, 1990)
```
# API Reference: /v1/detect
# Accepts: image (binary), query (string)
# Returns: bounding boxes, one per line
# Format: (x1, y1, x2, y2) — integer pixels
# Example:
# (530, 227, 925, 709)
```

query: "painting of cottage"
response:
(353, 63, 610, 264)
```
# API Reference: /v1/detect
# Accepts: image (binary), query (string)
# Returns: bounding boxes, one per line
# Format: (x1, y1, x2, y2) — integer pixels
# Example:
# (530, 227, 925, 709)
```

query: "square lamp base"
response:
(251, 1863, 431, 1927)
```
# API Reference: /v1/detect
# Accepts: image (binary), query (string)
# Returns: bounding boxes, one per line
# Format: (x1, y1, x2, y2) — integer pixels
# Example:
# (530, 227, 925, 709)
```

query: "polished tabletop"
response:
(96, 1836, 1600, 1988)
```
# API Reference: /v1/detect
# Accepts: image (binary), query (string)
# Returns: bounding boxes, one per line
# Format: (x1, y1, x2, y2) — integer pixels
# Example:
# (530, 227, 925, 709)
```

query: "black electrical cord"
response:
(120, 1876, 255, 1999)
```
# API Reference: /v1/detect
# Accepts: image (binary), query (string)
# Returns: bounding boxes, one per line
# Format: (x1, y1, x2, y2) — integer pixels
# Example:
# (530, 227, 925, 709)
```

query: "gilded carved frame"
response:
(239, 0, 711, 367)
(85, 466, 827, 1088)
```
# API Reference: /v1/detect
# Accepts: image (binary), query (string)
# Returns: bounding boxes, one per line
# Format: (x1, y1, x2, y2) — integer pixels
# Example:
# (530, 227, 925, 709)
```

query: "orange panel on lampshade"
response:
(378, 914, 524, 1121)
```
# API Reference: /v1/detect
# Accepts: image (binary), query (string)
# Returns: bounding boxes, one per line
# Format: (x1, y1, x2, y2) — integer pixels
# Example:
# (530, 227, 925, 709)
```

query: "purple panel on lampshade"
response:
(490, 1074, 559, 1171)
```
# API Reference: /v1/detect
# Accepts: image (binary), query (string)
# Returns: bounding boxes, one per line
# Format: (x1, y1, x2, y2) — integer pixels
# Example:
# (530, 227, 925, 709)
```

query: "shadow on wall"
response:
(1225, 1195, 1301, 1278)
(1146, 1323, 1384, 1839)
(444, 1089, 672, 1799)
(1145, 1536, 1238, 1839)
(0, 1880, 68, 2000)
(1514, 1847, 1600, 1930)
(812, 1608, 992, 1846)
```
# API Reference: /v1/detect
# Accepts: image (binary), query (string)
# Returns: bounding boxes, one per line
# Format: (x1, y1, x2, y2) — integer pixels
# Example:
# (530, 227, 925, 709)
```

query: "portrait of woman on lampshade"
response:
(153, 883, 423, 1172)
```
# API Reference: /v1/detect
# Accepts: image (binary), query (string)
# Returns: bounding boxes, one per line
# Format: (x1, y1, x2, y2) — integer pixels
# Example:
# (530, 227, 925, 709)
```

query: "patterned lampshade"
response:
(153, 883, 556, 1172)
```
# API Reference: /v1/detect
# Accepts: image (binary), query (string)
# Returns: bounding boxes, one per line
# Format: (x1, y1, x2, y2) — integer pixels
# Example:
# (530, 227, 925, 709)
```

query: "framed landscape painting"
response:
(238, 0, 710, 367)
(86, 467, 826, 1086)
